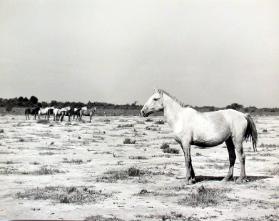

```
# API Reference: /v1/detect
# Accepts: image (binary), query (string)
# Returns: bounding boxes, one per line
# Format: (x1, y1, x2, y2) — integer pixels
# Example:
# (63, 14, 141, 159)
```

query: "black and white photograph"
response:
(0, 0, 278, 220)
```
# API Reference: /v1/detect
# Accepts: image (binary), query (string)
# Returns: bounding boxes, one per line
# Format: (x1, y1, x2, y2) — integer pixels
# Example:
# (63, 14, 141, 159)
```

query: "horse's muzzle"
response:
(141, 109, 152, 117)
(140, 109, 146, 117)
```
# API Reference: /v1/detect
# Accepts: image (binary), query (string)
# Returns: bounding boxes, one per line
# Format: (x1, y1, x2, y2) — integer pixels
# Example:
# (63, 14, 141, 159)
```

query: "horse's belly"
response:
(191, 129, 230, 147)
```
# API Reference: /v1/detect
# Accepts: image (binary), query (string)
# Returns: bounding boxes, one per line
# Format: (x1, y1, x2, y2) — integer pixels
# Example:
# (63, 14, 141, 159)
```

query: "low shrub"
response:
(123, 138, 136, 144)
(155, 120, 165, 125)
(179, 185, 231, 207)
(160, 143, 179, 154)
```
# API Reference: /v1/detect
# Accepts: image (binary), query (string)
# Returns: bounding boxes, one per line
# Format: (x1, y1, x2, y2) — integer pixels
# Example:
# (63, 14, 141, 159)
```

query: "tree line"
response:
(0, 96, 142, 111)
(0, 96, 278, 114)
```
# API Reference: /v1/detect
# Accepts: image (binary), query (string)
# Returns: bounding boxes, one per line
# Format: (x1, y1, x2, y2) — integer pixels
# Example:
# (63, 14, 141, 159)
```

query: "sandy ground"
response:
(0, 115, 278, 221)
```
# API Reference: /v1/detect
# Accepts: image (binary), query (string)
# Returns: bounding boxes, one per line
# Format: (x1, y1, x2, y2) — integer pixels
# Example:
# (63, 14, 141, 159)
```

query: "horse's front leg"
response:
(182, 142, 195, 184)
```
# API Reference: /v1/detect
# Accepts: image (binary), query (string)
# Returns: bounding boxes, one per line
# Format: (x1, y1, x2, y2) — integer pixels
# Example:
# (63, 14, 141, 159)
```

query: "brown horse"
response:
(25, 107, 40, 120)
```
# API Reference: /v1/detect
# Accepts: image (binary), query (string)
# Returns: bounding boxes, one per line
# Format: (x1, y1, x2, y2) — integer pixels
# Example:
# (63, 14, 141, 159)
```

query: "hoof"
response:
(186, 178, 196, 185)
(222, 176, 233, 182)
(236, 177, 248, 184)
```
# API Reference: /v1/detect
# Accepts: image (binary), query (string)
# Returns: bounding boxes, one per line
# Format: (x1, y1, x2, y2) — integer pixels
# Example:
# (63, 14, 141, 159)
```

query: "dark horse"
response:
(25, 106, 40, 120)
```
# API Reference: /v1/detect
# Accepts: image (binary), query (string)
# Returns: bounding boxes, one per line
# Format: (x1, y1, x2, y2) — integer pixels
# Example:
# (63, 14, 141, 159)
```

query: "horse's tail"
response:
(244, 114, 258, 152)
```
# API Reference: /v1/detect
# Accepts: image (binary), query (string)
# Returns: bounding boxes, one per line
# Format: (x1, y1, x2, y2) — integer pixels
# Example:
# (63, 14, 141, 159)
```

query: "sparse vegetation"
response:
(160, 143, 170, 150)
(129, 156, 148, 160)
(1, 160, 15, 164)
(97, 167, 145, 183)
(37, 119, 49, 124)
(39, 151, 55, 155)
(117, 124, 134, 128)
(145, 126, 159, 131)
(179, 185, 232, 207)
(123, 138, 136, 144)
(163, 147, 179, 154)
(0, 167, 17, 174)
(136, 212, 201, 221)
(231, 215, 279, 221)
(128, 167, 142, 176)
(21, 166, 65, 175)
(155, 120, 165, 125)
(63, 158, 84, 164)
(160, 143, 180, 154)
(269, 167, 279, 176)
(16, 186, 110, 204)
(0, 113, 278, 219)
(85, 215, 124, 221)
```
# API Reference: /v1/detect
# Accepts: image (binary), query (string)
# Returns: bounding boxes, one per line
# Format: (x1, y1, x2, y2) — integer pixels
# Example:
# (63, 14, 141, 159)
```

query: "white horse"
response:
(53, 108, 60, 121)
(59, 106, 71, 122)
(38, 107, 54, 120)
(80, 107, 96, 122)
(141, 89, 258, 184)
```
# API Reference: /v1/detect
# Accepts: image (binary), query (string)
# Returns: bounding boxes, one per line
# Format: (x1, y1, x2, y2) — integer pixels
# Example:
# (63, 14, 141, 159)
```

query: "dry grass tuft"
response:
(129, 156, 148, 160)
(145, 126, 159, 131)
(37, 119, 49, 124)
(39, 151, 55, 155)
(128, 167, 142, 176)
(21, 166, 65, 175)
(2, 160, 15, 164)
(160, 143, 170, 150)
(137, 212, 200, 221)
(179, 185, 231, 207)
(117, 124, 134, 128)
(160, 143, 179, 154)
(16, 186, 110, 204)
(163, 147, 179, 154)
(85, 215, 124, 221)
(97, 167, 144, 183)
(123, 138, 136, 144)
(0, 167, 18, 174)
(155, 120, 165, 125)
(232, 214, 279, 221)
(63, 158, 84, 164)
(269, 167, 279, 176)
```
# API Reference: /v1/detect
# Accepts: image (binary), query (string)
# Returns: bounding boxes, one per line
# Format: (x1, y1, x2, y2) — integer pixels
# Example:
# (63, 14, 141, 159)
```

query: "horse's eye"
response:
(153, 98, 159, 101)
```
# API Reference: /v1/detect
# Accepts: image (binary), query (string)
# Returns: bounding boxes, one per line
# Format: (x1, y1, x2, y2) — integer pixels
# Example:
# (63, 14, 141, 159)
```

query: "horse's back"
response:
(187, 109, 246, 146)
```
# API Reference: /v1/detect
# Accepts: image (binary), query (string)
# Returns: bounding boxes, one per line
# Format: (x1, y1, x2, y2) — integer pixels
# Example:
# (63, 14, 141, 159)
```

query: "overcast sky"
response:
(0, 0, 278, 107)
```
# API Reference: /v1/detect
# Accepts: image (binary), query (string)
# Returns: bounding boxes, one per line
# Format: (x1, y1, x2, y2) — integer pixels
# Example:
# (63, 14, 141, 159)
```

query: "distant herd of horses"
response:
(24, 106, 97, 122)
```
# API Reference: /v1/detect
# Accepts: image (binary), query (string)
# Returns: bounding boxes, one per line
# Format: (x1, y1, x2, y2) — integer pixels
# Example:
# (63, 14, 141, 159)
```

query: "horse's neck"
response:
(162, 94, 182, 128)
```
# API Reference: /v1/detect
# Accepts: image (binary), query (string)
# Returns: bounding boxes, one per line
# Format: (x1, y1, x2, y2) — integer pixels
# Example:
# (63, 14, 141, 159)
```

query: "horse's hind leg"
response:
(233, 139, 247, 183)
(223, 137, 236, 181)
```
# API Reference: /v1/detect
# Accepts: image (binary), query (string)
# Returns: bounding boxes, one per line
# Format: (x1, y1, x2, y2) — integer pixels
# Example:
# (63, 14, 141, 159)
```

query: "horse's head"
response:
(141, 89, 163, 117)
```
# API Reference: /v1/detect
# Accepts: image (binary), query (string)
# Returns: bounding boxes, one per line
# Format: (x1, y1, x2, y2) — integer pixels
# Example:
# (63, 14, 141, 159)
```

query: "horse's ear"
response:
(154, 88, 159, 93)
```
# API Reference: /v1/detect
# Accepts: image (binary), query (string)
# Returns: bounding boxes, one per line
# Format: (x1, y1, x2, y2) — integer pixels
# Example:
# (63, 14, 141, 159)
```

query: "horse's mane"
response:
(157, 89, 188, 107)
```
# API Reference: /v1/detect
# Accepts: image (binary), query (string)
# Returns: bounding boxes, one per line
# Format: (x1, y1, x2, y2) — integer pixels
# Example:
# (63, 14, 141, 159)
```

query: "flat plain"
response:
(0, 115, 278, 220)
